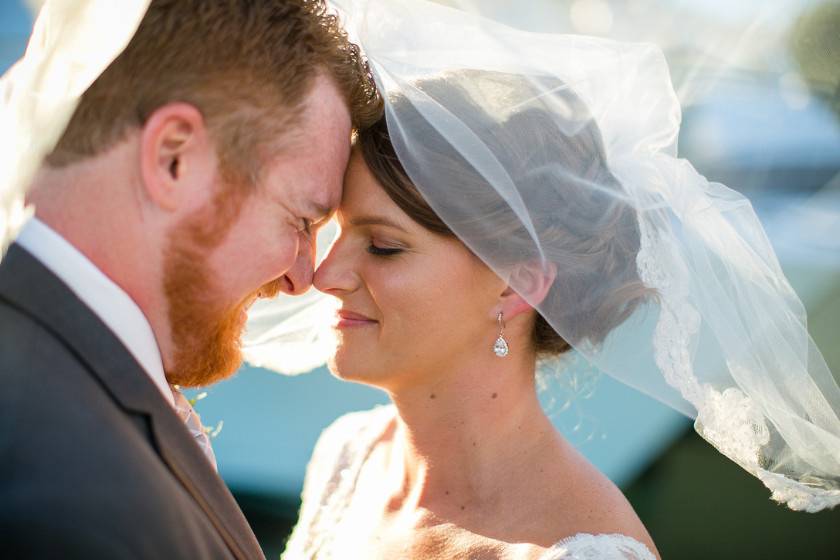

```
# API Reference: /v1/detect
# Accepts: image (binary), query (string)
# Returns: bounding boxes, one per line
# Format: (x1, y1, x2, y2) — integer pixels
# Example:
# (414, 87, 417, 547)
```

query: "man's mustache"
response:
(259, 277, 286, 300)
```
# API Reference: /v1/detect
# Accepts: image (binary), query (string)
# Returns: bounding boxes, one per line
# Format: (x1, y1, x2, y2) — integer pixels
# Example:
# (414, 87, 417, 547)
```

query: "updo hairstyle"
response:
(356, 70, 653, 357)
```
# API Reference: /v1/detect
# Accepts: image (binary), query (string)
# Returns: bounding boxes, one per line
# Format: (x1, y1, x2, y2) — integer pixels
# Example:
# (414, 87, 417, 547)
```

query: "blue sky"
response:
(0, 1, 31, 34)
(0, 1, 32, 72)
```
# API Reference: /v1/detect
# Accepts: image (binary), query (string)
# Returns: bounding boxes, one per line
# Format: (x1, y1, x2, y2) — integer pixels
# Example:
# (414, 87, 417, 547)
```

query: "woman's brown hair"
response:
(357, 71, 653, 357)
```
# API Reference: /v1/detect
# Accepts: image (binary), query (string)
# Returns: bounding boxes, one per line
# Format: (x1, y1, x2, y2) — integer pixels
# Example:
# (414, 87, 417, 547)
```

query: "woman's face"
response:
(313, 151, 506, 390)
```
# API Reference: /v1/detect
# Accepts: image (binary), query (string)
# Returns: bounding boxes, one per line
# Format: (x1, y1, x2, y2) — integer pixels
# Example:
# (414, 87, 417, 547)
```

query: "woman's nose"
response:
(313, 239, 357, 295)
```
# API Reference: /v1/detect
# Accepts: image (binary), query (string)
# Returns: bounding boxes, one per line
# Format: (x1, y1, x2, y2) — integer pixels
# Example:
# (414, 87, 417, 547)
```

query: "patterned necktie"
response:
(169, 386, 218, 471)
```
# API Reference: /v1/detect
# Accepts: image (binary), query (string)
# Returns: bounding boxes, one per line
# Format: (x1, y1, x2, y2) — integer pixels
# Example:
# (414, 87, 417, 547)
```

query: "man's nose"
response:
(280, 237, 315, 295)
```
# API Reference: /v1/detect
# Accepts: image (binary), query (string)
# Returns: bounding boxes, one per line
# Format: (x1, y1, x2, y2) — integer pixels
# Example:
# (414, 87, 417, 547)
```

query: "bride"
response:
(281, 70, 660, 559)
(277, 0, 840, 557)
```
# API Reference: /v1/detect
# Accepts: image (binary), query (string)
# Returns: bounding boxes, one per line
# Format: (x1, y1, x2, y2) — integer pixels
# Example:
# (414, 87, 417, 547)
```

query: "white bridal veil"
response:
(2, 0, 839, 512)
(296, 0, 840, 511)
(0, 0, 151, 252)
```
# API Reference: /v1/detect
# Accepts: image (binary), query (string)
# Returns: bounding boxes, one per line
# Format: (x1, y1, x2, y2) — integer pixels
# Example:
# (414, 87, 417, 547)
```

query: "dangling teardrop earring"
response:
(493, 311, 510, 357)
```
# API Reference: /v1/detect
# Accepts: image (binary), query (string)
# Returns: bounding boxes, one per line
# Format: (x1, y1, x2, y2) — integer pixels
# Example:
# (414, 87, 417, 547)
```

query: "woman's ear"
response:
(139, 102, 210, 212)
(497, 260, 557, 320)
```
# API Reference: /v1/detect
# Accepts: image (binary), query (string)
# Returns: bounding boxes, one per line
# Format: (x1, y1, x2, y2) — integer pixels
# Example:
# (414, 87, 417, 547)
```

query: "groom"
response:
(0, 1, 378, 558)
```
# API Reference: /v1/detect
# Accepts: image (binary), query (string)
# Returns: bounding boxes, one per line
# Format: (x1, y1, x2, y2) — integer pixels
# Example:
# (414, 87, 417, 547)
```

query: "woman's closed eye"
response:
(367, 242, 404, 257)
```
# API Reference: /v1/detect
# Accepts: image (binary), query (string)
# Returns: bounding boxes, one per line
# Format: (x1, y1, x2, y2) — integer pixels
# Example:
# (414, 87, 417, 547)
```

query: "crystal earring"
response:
(493, 311, 509, 357)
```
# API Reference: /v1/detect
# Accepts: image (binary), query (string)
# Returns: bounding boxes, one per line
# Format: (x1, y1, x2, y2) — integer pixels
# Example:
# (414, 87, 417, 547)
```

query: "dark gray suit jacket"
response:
(0, 245, 265, 559)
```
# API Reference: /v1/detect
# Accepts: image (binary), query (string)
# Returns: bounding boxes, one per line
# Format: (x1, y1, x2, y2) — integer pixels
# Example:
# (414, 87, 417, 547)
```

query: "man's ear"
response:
(497, 260, 557, 320)
(139, 102, 210, 212)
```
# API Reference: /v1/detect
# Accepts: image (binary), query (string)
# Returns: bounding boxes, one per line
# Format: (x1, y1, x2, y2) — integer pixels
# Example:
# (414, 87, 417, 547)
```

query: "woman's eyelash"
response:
(367, 244, 403, 257)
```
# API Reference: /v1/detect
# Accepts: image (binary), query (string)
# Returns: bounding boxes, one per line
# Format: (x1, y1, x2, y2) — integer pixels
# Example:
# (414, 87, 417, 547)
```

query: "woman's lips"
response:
(336, 309, 378, 328)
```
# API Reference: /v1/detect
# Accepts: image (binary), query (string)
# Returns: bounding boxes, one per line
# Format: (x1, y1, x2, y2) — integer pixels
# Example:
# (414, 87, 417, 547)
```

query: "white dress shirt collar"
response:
(15, 217, 173, 406)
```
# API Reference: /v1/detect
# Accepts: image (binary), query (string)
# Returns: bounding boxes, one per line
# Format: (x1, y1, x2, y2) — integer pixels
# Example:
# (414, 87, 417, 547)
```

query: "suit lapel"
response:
(0, 245, 264, 560)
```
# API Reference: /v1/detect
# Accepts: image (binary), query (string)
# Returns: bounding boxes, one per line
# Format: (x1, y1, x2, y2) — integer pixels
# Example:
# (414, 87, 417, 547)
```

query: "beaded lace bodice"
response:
(282, 407, 656, 560)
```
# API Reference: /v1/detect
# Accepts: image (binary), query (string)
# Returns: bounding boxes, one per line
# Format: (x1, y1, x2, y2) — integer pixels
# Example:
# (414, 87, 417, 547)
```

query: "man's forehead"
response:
(269, 139, 347, 217)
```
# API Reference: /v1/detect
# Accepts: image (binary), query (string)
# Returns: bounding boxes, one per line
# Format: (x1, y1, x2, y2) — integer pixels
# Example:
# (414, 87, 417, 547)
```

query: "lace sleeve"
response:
(281, 412, 363, 559)
(541, 533, 657, 560)
(281, 406, 395, 559)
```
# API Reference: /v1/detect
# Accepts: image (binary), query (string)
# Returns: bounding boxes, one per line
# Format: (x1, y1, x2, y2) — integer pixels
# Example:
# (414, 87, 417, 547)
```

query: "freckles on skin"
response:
(364, 237, 498, 381)
(204, 193, 299, 302)
(373, 258, 450, 332)
(325, 152, 507, 386)
(276, 75, 350, 224)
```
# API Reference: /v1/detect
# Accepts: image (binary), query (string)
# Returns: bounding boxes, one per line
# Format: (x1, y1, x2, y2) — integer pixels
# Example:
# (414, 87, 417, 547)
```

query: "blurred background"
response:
(3, 0, 839, 558)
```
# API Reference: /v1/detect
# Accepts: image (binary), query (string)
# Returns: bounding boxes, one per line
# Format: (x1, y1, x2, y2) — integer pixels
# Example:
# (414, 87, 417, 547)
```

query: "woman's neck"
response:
(384, 350, 560, 516)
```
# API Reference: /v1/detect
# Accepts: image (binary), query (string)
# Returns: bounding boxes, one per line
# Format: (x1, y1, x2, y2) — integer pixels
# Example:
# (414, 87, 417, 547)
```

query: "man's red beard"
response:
(163, 187, 284, 387)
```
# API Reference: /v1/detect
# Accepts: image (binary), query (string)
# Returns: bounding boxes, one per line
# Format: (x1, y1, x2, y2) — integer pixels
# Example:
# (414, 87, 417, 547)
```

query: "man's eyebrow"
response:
(348, 215, 408, 232)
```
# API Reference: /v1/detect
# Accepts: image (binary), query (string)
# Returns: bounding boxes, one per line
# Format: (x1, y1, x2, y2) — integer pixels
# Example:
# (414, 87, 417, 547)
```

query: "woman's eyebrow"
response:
(347, 215, 408, 232)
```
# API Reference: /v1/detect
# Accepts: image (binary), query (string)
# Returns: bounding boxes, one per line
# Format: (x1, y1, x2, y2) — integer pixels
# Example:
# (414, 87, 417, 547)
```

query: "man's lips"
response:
(336, 309, 378, 328)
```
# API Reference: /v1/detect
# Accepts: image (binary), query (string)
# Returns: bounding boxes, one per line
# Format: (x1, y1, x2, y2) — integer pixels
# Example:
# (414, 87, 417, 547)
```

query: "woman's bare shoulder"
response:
(541, 449, 659, 559)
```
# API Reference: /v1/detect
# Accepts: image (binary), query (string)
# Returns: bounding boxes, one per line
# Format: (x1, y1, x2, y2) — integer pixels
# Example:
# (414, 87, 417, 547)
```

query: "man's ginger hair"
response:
(47, 0, 381, 184)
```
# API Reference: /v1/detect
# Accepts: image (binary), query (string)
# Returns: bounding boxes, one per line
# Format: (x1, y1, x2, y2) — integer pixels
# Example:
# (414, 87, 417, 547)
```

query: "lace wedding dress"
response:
(282, 406, 656, 560)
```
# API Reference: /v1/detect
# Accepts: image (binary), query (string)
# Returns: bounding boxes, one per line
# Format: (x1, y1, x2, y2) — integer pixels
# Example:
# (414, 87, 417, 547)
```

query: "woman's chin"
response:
(327, 348, 386, 386)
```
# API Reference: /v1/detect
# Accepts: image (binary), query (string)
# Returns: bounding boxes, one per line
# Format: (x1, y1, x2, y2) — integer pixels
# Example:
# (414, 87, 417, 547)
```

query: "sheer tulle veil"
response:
(0, 0, 152, 253)
(2, 0, 839, 512)
(255, 0, 840, 511)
